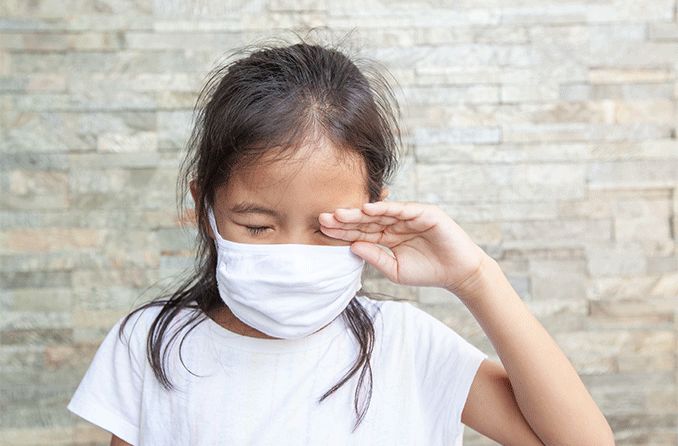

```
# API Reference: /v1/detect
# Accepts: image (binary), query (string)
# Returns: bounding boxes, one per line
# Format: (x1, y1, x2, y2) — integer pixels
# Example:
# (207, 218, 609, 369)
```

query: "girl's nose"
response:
(284, 236, 325, 246)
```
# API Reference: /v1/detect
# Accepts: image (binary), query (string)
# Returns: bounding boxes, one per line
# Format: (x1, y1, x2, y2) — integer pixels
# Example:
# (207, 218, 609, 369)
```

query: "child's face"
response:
(211, 145, 374, 246)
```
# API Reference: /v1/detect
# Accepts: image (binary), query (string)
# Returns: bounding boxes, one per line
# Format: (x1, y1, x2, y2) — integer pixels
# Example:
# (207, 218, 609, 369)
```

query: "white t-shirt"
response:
(67, 295, 488, 445)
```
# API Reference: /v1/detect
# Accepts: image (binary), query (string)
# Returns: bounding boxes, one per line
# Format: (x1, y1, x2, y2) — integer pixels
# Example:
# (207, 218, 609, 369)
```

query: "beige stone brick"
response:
(525, 298, 589, 332)
(0, 228, 104, 254)
(589, 298, 675, 328)
(588, 140, 678, 161)
(424, 141, 589, 163)
(586, 0, 675, 23)
(529, 258, 588, 298)
(412, 125, 500, 145)
(502, 122, 592, 143)
(5, 170, 68, 210)
(403, 85, 499, 105)
(552, 330, 621, 374)
(9, 170, 68, 196)
(502, 218, 612, 243)
(1, 427, 74, 446)
(588, 159, 678, 189)
(590, 83, 675, 100)
(648, 22, 678, 41)
(616, 331, 675, 372)
(499, 4, 587, 25)
(97, 130, 158, 153)
(418, 162, 586, 203)
(614, 214, 672, 241)
(440, 200, 559, 222)
(589, 68, 674, 84)
(590, 41, 678, 67)
(501, 82, 560, 103)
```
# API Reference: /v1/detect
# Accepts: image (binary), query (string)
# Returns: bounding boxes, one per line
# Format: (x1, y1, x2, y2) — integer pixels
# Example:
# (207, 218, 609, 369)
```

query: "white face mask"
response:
(207, 206, 366, 339)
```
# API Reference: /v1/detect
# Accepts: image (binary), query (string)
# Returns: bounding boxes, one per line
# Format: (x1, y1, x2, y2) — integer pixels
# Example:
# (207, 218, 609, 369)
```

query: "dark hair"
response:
(118, 29, 404, 432)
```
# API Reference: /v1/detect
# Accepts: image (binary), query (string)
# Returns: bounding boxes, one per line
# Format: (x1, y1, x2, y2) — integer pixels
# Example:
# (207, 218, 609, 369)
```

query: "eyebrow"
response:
(229, 201, 286, 220)
(229, 200, 330, 225)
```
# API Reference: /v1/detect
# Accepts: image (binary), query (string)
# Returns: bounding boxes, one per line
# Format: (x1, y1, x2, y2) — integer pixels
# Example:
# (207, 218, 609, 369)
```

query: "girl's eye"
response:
(244, 227, 333, 238)
(245, 226, 269, 236)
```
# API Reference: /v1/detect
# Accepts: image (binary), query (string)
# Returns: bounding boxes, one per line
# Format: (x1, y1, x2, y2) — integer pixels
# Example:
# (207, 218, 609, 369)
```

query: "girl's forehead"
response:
(216, 147, 368, 211)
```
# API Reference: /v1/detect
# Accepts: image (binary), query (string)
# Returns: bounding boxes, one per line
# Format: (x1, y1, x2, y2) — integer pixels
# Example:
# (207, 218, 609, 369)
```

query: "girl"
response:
(67, 34, 614, 445)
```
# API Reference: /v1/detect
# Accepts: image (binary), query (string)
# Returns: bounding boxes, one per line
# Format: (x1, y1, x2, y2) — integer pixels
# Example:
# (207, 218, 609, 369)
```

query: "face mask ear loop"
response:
(206, 205, 226, 243)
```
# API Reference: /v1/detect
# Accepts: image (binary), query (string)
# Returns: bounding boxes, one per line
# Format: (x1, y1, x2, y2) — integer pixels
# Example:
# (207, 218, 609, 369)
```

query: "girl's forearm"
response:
(447, 254, 615, 446)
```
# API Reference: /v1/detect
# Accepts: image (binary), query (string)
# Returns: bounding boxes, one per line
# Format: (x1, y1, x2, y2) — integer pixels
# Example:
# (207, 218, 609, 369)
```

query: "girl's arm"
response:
(320, 200, 616, 445)
(110, 434, 133, 446)
(449, 254, 616, 446)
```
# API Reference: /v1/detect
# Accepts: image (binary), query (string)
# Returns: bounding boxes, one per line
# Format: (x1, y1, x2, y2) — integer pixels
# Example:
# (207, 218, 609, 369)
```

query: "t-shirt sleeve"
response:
(406, 302, 489, 443)
(66, 307, 153, 445)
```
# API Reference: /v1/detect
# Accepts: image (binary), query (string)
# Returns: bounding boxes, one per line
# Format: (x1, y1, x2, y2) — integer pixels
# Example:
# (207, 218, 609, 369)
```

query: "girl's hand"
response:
(318, 200, 490, 295)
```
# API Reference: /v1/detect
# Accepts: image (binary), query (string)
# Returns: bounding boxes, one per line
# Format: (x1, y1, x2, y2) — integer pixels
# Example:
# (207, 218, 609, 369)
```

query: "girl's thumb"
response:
(350, 241, 398, 283)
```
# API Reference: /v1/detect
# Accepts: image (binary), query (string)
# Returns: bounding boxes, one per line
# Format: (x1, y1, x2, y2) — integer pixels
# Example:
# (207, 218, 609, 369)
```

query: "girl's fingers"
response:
(318, 210, 399, 231)
(328, 220, 386, 233)
(333, 208, 400, 225)
(361, 200, 440, 235)
(319, 225, 385, 244)
(318, 201, 434, 241)
(361, 200, 423, 220)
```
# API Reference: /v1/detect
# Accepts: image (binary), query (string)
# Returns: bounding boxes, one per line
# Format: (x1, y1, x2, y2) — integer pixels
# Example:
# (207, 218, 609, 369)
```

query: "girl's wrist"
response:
(444, 253, 499, 301)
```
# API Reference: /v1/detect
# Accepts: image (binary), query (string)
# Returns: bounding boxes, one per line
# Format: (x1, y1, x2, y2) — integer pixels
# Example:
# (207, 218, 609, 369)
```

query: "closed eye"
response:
(245, 226, 335, 239)
(245, 226, 270, 236)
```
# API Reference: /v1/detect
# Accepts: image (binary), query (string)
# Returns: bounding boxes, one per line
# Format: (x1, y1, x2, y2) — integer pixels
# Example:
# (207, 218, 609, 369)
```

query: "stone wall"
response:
(1, 1, 677, 445)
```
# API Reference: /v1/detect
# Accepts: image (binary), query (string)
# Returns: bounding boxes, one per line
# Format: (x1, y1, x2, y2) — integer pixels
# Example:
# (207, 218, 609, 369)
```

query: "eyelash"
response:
(245, 226, 327, 237)
(245, 226, 269, 236)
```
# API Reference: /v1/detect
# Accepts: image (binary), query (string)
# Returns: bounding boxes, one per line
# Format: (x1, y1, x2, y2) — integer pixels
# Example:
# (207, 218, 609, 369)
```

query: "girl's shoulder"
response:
(114, 304, 165, 340)
(118, 303, 199, 329)
(354, 294, 472, 344)
(112, 304, 199, 351)
(353, 294, 433, 332)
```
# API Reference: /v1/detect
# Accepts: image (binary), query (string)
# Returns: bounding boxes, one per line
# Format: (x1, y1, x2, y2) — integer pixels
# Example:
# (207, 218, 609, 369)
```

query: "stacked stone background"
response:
(1, 1, 677, 445)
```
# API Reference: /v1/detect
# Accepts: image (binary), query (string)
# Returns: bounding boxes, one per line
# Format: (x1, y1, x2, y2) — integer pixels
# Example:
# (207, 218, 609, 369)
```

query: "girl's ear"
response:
(379, 187, 390, 201)
(189, 179, 200, 207)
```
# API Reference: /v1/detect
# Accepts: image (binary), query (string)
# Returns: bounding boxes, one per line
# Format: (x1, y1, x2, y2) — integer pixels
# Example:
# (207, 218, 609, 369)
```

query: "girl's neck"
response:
(207, 305, 278, 339)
